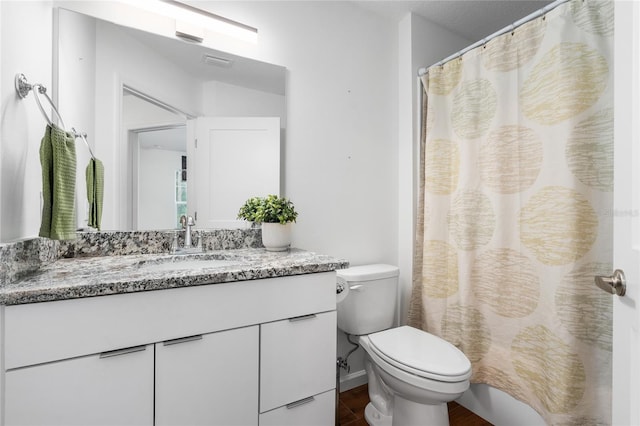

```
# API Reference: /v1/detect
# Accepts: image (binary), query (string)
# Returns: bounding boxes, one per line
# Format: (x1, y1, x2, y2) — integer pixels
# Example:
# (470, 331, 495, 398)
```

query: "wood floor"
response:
(338, 384, 492, 426)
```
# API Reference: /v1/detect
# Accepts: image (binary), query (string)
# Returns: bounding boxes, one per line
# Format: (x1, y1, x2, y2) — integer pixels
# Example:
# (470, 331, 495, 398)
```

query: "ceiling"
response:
(352, 0, 554, 42)
(138, 127, 187, 152)
(121, 23, 286, 95)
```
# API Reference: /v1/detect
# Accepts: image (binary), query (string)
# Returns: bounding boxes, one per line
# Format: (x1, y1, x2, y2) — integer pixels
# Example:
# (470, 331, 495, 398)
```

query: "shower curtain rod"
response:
(417, 0, 570, 76)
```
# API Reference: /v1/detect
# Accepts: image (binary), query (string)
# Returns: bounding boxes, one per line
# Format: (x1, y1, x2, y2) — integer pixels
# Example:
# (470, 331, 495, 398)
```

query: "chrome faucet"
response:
(172, 215, 202, 254)
(180, 215, 196, 249)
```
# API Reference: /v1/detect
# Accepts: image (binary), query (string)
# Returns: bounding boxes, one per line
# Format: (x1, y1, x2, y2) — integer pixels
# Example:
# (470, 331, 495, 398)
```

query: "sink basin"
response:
(137, 257, 241, 273)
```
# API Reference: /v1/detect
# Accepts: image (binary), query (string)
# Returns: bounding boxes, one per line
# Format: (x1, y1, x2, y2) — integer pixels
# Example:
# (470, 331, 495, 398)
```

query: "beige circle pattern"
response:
(512, 325, 586, 414)
(425, 139, 459, 195)
(480, 125, 543, 194)
(572, 0, 614, 37)
(448, 191, 495, 250)
(555, 262, 613, 352)
(426, 60, 463, 96)
(452, 79, 497, 139)
(482, 19, 546, 72)
(441, 305, 491, 363)
(421, 240, 459, 298)
(472, 249, 540, 318)
(519, 186, 598, 265)
(474, 367, 528, 403)
(521, 42, 608, 125)
(566, 108, 613, 191)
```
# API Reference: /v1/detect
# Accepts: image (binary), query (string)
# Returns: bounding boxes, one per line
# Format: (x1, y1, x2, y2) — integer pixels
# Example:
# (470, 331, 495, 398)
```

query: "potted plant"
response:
(236, 196, 263, 226)
(237, 194, 298, 251)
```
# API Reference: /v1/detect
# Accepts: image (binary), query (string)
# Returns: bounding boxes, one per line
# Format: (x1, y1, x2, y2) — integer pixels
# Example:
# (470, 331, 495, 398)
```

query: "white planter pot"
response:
(261, 222, 292, 252)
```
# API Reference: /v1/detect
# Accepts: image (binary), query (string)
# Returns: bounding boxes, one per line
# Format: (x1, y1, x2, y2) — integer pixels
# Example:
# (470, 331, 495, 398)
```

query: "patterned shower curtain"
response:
(408, 0, 613, 424)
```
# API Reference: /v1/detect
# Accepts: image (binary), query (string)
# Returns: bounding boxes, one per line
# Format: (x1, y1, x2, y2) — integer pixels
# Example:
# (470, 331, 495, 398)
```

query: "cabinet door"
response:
(4, 344, 154, 426)
(155, 325, 259, 426)
(260, 311, 337, 412)
(259, 389, 335, 426)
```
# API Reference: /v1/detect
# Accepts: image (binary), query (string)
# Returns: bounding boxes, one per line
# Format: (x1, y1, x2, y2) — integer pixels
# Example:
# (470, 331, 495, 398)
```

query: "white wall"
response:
(0, 1, 53, 242)
(202, 80, 286, 127)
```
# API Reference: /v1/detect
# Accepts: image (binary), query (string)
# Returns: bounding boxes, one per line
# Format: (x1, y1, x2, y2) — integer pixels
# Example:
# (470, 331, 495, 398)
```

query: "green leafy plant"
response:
(237, 195, 298, 224)
(260, 194, 298, 224)
(237, 196, 264, 222)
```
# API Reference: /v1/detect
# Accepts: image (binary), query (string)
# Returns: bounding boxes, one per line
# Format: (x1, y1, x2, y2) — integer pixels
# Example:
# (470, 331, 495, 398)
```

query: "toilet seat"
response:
(367, 326, 471, 383)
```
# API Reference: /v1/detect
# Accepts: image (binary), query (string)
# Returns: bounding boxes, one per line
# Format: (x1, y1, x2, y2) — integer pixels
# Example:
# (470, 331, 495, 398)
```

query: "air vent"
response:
(202, 54, 234, 68)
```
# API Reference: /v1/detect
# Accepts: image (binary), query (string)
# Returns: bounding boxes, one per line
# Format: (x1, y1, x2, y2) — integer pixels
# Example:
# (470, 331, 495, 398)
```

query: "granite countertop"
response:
(0, 248, 349, 305)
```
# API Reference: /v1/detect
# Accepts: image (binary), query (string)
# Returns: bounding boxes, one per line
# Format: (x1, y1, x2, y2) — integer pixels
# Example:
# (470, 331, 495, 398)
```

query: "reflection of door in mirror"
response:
(191, 117, 281, 229)
(123, 90, 188, 230)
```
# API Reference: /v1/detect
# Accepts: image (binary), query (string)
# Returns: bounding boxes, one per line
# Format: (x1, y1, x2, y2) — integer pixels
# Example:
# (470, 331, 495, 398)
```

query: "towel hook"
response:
(15, 73, 67, 131)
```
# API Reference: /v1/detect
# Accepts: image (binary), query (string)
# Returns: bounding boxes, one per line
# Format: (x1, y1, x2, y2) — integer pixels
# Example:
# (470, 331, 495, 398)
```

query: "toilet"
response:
(336, 264, 471, 426)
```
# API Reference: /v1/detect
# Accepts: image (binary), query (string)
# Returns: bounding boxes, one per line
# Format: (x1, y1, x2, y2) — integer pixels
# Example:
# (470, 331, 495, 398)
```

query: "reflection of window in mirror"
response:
(175, 169, 188, 228)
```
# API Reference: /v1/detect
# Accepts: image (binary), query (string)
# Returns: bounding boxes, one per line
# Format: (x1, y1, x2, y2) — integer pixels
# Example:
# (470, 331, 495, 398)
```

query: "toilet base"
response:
(363, 398, 450, 426)
(364, 402, 392, 426)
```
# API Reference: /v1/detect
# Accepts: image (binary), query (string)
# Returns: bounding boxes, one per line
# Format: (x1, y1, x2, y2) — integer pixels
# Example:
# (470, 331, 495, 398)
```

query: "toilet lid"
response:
(367, 326, 471, 382)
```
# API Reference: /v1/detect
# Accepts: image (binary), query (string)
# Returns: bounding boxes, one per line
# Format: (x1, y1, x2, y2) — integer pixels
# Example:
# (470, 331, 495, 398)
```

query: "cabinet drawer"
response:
(260, 311, 336, 412)
(259, 389, 335, 426)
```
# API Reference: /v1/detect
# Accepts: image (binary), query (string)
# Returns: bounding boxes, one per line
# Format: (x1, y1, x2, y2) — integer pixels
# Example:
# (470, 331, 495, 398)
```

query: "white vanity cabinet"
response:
(0, 271, 337, 426)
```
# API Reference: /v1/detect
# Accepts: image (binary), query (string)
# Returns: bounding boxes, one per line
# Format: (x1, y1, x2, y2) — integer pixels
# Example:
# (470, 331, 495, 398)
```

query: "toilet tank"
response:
(336, 264, 399, 335)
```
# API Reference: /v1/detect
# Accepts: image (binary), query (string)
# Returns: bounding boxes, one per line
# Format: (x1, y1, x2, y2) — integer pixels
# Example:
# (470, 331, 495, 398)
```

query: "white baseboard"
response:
(338, 369, 368, 393)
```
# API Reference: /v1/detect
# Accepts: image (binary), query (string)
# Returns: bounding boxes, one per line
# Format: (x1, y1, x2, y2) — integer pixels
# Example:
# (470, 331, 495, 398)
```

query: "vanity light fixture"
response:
(118, 0, 258, 44)
(165, 0, 257, 44)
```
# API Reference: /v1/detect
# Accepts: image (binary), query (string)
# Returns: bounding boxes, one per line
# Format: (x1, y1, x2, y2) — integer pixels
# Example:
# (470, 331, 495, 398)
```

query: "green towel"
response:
(39, 125, 77, 240)
(86, 157, 104, 230)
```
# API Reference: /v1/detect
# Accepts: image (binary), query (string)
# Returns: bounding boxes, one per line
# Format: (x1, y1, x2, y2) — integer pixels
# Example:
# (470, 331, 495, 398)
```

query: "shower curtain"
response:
(409, 0, 613, 424)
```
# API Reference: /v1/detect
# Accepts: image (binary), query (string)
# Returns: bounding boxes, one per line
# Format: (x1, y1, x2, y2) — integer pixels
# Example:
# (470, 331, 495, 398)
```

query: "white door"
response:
(189, 117, 281, 228)
(611, 2, 640, 425)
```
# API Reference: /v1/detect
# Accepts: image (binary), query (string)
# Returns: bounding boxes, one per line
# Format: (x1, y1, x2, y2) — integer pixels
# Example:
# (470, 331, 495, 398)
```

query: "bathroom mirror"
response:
(55, 7, 286, 231)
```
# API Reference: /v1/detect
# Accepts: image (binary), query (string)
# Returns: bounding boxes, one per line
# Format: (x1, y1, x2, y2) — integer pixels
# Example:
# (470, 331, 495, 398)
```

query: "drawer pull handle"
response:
(163, 335, 203, 346)
(286, 396, 315, 409)
(289, 314, 317, 322)
(100, 345, 146, 359)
